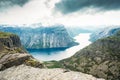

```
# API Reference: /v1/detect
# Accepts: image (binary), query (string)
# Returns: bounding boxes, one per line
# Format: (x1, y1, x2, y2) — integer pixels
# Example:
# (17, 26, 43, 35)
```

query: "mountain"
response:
(89, 26, 120, 42)
(61, 31, 120, 80)
(46, 30, 120, 80)
(0, 24, 78, 49)
(0, 32, 44, 70)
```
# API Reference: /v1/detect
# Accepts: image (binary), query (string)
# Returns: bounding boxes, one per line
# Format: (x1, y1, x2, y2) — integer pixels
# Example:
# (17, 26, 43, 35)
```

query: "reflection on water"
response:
(27, 47, 68, 55)
(28, 33, 91, 61)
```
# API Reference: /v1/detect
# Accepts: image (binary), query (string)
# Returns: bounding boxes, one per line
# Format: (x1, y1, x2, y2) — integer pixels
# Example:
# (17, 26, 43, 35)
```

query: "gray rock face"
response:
(10, 35, 21, 47)
(0, 32, 25, 58)
(0, 35, 21, 48)
(23, 26, 78, 49)
(0, 24, 78, 49)
(0, 42, 4, 51)
(0, 64, 104, 80)
(0, 53, 31, 71)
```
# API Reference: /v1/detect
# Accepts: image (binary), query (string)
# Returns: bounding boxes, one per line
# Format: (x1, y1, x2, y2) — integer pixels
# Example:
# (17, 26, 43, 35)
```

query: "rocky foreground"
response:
(0, 65, 104, 80)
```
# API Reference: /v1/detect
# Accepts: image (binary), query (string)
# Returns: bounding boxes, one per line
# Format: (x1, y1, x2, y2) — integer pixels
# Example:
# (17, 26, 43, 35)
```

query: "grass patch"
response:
(44, 61, 63, 68)
(0, 32, 15, 38)
(25, 58, 44, 68)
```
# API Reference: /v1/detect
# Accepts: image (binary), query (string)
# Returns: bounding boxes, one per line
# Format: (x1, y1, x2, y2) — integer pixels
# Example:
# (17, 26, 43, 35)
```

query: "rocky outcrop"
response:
(48, 31, 120, 80)
(0, 64, 104, 80)
(0, 32, 21, 48)
(0, 24, 78, 49)
(0, 53, 31, 70)
(0, 42, 4, 51)
(0, 32, 44, 70)
(0, 32, 25, 58)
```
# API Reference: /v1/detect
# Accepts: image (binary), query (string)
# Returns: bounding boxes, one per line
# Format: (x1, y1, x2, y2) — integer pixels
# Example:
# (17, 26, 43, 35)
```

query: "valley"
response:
(0, 26, 120, 80)
(28, 33, 91, 61)
(0, 0, 119, 80)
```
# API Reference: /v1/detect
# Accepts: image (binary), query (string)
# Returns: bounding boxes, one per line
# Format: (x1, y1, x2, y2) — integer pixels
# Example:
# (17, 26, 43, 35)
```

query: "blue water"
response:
(27, 47, 68, 55)
(28, 33, 91, 61)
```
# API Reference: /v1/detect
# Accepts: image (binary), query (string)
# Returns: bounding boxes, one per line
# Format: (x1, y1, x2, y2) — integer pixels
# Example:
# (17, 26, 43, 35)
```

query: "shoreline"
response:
(29, 33, 91, 61)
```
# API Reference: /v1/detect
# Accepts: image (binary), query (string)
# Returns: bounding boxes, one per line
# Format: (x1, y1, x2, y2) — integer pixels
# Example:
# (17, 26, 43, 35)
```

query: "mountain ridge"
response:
(89, 26, 120, 42)
(0, 25, 78, 49)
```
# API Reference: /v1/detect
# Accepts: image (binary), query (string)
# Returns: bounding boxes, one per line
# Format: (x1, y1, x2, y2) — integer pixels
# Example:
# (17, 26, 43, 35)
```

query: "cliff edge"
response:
(0, 32, 44, 70)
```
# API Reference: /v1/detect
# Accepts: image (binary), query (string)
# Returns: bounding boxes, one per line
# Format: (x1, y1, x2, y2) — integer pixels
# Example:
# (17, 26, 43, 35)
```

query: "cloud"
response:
(55, 0, 120, 14)
(0, 0, 61, 25)
(0, 0, 30, 12)
(0, 0, 120, 28)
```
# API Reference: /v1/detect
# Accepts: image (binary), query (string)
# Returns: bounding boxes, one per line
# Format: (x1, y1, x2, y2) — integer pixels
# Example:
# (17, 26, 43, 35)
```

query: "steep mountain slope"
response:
(0, 32, 44, 70)
(58, 31, 120, 80)
(89, 26, 120, 42)
(0, 25, 78, 49)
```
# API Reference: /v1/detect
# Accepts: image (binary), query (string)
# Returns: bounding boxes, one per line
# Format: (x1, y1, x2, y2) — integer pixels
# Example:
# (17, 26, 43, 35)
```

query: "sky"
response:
(0, 0, 120, 28)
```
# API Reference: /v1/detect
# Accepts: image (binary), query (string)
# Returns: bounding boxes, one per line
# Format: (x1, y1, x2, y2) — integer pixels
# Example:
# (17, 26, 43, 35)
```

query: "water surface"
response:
(28, 33, 91, 61)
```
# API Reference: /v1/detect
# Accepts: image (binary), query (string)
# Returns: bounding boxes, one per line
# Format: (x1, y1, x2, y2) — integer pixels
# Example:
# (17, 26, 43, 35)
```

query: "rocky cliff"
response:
(0, 32, 21, 48)
(57, 31, 120, 80)
(24, 26, 78, 49)
(0, 24, 78, 49)
(0, 32, 44, 70)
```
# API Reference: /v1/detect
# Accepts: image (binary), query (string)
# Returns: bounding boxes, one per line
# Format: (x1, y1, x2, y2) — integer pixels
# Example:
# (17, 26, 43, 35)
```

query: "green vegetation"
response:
(25, 58, 44, 68)
(101, 36, 120, 41)
(44, 61, 63, 68)
(0, 32, 15, 38)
